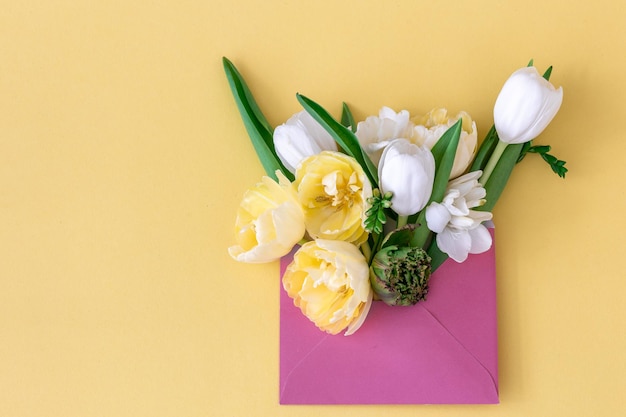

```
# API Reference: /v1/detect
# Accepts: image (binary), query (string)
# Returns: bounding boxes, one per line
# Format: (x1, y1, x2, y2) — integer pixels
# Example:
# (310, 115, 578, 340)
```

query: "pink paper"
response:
(279, 230, 498, 404)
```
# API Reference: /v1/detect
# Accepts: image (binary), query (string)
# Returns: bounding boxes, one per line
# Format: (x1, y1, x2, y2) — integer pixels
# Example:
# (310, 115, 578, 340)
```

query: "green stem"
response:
(409, 211, 430, 248)
(480, 140, 508, 185)
(397, 215, 408, 229)
(360, 240, 372, 263)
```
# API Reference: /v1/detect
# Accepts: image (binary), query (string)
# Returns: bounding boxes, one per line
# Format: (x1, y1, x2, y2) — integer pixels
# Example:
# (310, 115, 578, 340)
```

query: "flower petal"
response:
(436, 227, 472, 263)
(425, 202, 451, 233)
(468, 224, 493, 254)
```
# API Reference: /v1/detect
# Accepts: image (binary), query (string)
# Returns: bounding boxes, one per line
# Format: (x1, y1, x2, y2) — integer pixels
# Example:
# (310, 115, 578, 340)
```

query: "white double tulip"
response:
(355, 107, 416, 165)
(273, 110, 338, 173)
(494, 66, 563, 144)
(378, 139, 435, 217)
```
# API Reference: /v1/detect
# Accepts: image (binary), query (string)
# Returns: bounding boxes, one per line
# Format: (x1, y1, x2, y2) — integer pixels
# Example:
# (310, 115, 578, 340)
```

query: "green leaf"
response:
(297, 93, 378, 187)
(222, 57, 293, 181)
(380, 224, 416, 250)
(541, 152, 568, 178)
(427, 239, 448, 273)
(517, 141, 532, 163)
(543, 66, 553, 81)
(476, 143, 524, 212)
(364, 190, 392, 235)
(341, 102, 357, 133)
(470, 125, 499, 171)
(527, 145, 551, 154)
(518, 143, 568, 178)
(430, 120, 462, 204)
(527, 58, 534, 67)
(410, 120, 462, 248)
(429, 119, 461, 166)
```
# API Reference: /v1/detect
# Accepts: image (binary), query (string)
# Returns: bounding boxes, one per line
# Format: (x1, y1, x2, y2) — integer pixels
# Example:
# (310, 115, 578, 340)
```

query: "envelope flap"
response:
(279, 231, 498, 404)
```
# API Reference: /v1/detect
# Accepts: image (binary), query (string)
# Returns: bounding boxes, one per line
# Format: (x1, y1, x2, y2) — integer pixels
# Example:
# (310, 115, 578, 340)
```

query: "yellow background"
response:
(1, 1, 624, 416)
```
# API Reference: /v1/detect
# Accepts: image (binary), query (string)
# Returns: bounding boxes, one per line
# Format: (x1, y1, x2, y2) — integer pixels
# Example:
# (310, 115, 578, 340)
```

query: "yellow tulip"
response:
(294, 151, 372, 245)
(283, 239, 373, 335)
(228, 172, 305, 263)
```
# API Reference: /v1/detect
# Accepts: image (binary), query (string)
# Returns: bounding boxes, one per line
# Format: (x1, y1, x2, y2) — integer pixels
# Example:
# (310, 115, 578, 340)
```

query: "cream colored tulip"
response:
(229, 172, 305, 263)
(413, 108, 478, 179)
(283, 239, 373, 335)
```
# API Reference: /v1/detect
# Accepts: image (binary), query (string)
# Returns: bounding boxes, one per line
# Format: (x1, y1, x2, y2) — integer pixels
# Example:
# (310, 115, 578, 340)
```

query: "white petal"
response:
(468, 224, 493, 254)
(425, 202, 451, 233)
(436, 227, 472, 263)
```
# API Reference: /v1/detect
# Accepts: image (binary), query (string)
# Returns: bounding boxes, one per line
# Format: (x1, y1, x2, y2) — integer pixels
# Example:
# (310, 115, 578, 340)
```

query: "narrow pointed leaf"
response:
(297, 93, 378, 187)
(222, 57, 293, 181)
(430, 119, 462, 202)
(430, 119, 461, 166)
(543, 66, 553, 81)
(341, 102, 357, 133)
(427, 239, 448, 273)
(470, 125, 499, 171)
(410, 120, 461, 248)
(516, 141, 532, 163)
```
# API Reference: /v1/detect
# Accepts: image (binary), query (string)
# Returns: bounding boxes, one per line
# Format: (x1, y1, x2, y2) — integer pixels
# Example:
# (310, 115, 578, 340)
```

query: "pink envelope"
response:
(279, 230, 498, 404)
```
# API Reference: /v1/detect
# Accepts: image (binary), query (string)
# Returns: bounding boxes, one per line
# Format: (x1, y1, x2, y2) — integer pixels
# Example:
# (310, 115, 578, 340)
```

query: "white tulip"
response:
(273, 110, 338, 173)
(378, 139, 435, 217)
(494, 66, 563, 144)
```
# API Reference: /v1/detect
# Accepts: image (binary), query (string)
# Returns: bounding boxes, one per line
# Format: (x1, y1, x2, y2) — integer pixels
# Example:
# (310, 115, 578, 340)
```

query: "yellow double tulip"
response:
(283, 239, 373, 335)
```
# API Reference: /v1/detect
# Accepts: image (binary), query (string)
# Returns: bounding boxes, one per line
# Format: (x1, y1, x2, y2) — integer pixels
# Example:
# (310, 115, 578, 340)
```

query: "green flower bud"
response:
(369, 245, 432, 306)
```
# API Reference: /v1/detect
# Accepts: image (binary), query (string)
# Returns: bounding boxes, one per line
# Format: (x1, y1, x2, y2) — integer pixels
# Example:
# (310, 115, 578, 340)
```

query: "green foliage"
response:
(427, 239, 448, 273)
(517, 142, 568, 178)
(409, 120, 462, 248)
(477, 143, 524, 212)
(470, 125, 499, 172)
(543, 66, 553, 81)
(222, 57, 293, 181)
(297, 94, 379, 187)
(341, 102, 357, 133)
(364, 189, 392, 234)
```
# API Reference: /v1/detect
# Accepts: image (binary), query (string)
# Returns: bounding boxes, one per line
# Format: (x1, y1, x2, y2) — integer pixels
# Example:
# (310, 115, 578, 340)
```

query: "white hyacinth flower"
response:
(425, 171, 493, 263)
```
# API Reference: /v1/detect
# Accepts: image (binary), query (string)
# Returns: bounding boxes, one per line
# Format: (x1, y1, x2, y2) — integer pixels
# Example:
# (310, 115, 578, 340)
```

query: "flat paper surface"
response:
(280, 232, 497, 404)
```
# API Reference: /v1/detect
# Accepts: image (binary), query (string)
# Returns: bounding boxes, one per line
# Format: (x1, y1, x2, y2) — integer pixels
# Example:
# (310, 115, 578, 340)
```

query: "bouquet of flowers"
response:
(225, 57, 566, 336)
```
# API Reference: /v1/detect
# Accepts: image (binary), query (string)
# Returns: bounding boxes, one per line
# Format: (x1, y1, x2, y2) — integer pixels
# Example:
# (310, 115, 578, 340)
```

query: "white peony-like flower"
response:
(273, 110, 338, 173)
(425, 171, 493, 263)
(355, 107, 416, 165)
